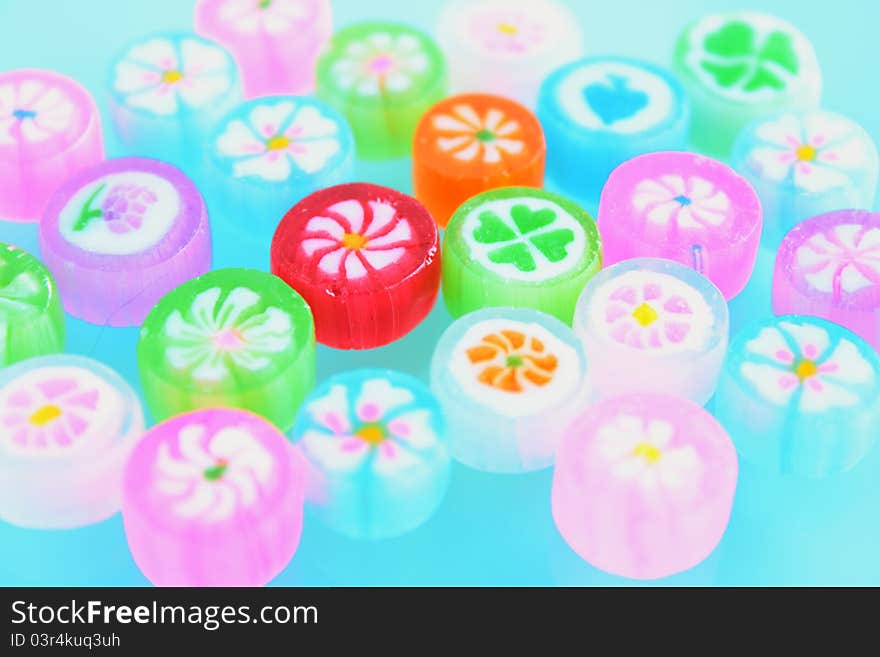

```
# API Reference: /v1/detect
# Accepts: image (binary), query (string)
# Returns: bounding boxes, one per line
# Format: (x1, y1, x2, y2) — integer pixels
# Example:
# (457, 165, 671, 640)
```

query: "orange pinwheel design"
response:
(465, 329, 558, 393)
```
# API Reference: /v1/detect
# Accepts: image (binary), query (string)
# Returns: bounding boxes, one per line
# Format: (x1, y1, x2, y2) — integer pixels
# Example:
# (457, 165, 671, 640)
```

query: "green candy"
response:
(0, 243, 64, 366)
(316, 21, 447, 160)
(138, 268, 315, 432)
(672, 12, 821, 157)
(442, 188, 601, 324)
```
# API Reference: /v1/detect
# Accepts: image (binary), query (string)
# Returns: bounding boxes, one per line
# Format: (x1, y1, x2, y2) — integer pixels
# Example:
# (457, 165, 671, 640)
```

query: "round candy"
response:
(443, 187, 600, 324)
(413, 93, 545, 228)
(315, 21, 446, 159)
(138, 268, 315, 431)
(122, 408, 304, 586)
(39, 157, 211, 327)
(436, 0, 583, 108)
(109, 32, 241, 170)
(716, 315, 880, 477)
(207, 95, 354, 237)
(573, 258, 729, 405)
(774, 211, 880, 352)
(292, 369, 449, 539)
(0, 355, 144, 529)
(552, 393, 738, 580)
(430, 307, 588, 473)
(0, 243, 64, 366)
(537, 57, 689, 208)
(271, 183, 441, 349)
(673, 12, 821, 157)
(732, 111, 879, 245)
(0, 69, 104, 222)
(598, 151, 762, 299)
(195, 0, 332, 97)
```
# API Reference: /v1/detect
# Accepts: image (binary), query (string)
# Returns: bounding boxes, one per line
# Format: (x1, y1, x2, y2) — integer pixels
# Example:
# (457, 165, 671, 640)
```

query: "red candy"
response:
(271, 183, 441, 349)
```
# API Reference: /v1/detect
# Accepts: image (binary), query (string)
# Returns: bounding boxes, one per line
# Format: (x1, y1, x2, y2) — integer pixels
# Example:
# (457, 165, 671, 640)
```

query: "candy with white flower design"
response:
(431, 307, 587, 473)
(413, 93, 545, 227)
(774, 210, 880, 351)
(573, 258, 729, 405)
(598, 151, 762, 299)
(443, 187, 600, 324)
(207, 96, 353, 237)
(39, 158, 211, 326)
(195, 0, 332, 97)
(109, 32, 241, 170)
(673, 12, 821, 157)
(272, 183, 440, 349)
(732, 111, 878, 244)
(716, 315, 880, 477)
(552, 393, 737, 579)
(537, 57, 689, 208)
(292, 369, 449, 539)
(0, 69, 104, 222)
(0, 355, 144, 529)
(138, 268, 315, 431)
(437, 0, 583, 108)
(316, 22, 446, 159)
(0, 243, 64, 366)
(122, 408, 304, 586)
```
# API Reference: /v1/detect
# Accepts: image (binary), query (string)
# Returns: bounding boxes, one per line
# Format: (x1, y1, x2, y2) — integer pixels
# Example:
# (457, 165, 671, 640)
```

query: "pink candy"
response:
(121, 408, 304, 587)
(598, 151, 762, 300)
(552, 393, 738, 580)
(0, 69, 104, 222)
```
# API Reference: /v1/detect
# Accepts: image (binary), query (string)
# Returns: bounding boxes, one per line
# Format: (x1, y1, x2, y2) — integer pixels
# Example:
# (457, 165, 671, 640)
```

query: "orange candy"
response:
(465, 329, 558, 393)
(413, 93, 546, 228)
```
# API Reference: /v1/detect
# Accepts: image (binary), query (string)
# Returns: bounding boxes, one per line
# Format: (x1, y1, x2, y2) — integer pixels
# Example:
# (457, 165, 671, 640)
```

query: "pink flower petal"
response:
(663, 295, 692, 314)
(774, 349, 795, 365)
(66, 389, 99, 411)
(358, 402, 381, 422)
(643, 284, 662, 301)
(387, 419, 410, 437)
(322, 412, 348, 435)
(609, 285, 636, 305)
(779, 374, 799, 390)
(664, 321, 690, 344)
(38, 378, 77, 400)
(802, 343, 819, 359)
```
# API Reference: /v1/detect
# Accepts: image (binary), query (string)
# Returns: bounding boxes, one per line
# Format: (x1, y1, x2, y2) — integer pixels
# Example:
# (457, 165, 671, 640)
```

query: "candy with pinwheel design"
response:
(430, 307, 588, 473)
(138, 268, 315, 431)
(0, 355, 144, 529)
(292, 369, 449, 539)
(122, 408, 305, 586)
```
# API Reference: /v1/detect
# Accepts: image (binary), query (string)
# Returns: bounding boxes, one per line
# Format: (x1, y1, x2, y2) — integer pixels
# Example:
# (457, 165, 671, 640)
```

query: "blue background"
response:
(1, 0, 879, 586)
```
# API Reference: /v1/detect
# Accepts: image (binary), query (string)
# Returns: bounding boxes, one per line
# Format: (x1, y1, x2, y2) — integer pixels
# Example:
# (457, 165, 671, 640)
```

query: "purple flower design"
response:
(72, 182, 158, 233)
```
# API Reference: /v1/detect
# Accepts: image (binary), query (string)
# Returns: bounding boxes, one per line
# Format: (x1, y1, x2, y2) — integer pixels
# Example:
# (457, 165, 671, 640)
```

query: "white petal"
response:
(364, 200, 398, 237)
(645, 200, 679, 226)
(366, 219, 411, 247)
(452, 104, 483, 129)
(301, 238, 337, 255)
(173, 483, 216, 519)
(820, 339, 875, 386)
(355, 379, 413, 422)
(232, 152, 292, 181)
(383, 71, 411, 92)
(793, 162, 850, 194)
(124, 85, 178, 116)
(494, 138, 524, 156)
(250, 101, 295, 138)
(745, 326, 794, 361)
(326, 199, 364, 233)
(778, 321, 831, 359)
(189, 287, 222, 332)
(837, 264, 874, 293)
(659, 174, 686, 196)
(113, 60, 161, 94)
(215, 287, 260, 328)
(754, 114, 803, 148)
(216, 119, 265, 158)
(360, 247, 404, 270)
(741, 362, 796, 406)
(433, 114, 474, 133)
(453, 140, 480, 162)
(799, 378, 860, 413)
(288, 105, 338, 138)
(386, 409, 438, 449)
(301, 429, 369, 473)
(372, 441, 421, 476)
(747, 146, 795, 182)
(646, 419, 674, 448)
(181, 38, 229, 75)
(304, 215, 345, 240)
(344, 252, 367, 278)
(289, 138, 339, 174)
(316, 247, 346, 275)
(803, 112, 854, 149)
(127, 38, 179, 70)
(306, 384, 351, 433)
(177, 73, 230, 109)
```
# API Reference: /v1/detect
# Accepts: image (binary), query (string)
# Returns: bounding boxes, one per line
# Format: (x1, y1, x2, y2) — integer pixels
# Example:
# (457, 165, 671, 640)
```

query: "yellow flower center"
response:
(795, 144, 816, 162)
(794, 359, 818, 381)
(162, 70, 184, 84)
(356, 424, 385, 445)
(267, 135, 290, 151)
(29, 404, 62, 426)
(342, 233, 368, 249)
(497, 22, 518, 35)
(633, 442, 662, 463)
(631, 302, 659, 327)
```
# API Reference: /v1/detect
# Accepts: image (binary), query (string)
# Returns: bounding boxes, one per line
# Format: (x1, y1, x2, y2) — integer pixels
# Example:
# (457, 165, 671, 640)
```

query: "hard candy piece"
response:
(537, 56, 689, 207)
(716, 315, 880, 477)
(774, 211, 880, 351)
(413, 93, 545, 228)
(195, 0, 332, 97)
(271, 183, 441, 349)
(315, 22, 446, 159)
(732, 111, 878, 245)
(0, 243, 64, 366)
(430, 307, 588, 473)
(207, 95, 354, 237)
(138, 268, 315, 431)
(598, 150, 762, 299)
(292, 369, 449, 539)
(552, 393, 738, 580)
(122, 408, 304, 586)
(673, 12, 821, 157)
(443, 187, 600, 323)
(109, 32, 241, 170)
(0, 69, 104, 222)
(437, 0, 583, 108)
(0, 355, 144, 529)
(573, 258, 729, 405)
(39, 157, 211, 326)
